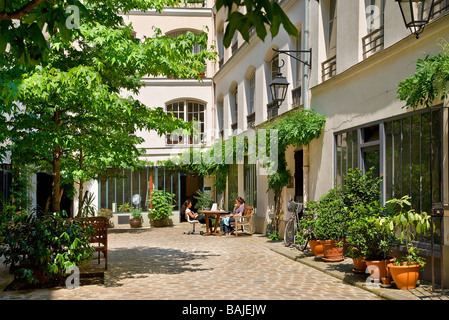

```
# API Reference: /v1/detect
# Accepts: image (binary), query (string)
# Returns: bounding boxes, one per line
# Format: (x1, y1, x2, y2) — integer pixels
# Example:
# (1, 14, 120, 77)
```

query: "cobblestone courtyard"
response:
(0, 223, 381, 300)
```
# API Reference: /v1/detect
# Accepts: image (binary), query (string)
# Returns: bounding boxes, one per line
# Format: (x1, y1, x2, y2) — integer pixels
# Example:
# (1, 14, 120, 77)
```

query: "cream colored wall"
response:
(213, 0, 306, 234)
(308, 13, 449, 200)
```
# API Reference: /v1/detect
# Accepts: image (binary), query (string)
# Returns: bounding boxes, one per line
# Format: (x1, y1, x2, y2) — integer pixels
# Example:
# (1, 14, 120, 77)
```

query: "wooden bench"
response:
(231, 206, 254, 236)
(83, 217, 108, 270)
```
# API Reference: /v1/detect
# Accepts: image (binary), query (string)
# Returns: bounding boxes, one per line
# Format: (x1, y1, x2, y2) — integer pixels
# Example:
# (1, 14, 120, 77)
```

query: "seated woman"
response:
(181, 199, 210, 225)
(220, 197, 245, 235)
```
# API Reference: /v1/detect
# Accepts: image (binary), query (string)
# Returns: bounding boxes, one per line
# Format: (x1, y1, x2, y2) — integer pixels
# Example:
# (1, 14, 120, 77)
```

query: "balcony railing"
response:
(362, 26, 384, 59)
(430, 0, 449, 20)
(231, 41, 238, 54)
(247, 112, 255, 129)
(321, 55, 336, 82)
(179, 0, 207, 8)
(267, 101, 279, 120)
(291, 86, 302, 109)
(231, 122, 238, 132)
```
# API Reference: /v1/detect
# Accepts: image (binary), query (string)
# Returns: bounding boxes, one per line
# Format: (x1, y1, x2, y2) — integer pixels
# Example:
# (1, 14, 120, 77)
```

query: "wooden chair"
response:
(231, 206, 254, 236)
(83, 217, 108, 270)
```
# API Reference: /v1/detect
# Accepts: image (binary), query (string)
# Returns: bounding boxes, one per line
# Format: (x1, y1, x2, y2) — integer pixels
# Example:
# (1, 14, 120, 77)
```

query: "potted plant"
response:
(129, 207, 143, 228)
(313, 188, 349, 262)
(118, 202, 131, 212)
(97, 208, 114, 228)
(148, 189, 175, 227)
(346, 206, 398, 279)
(377, 196, 431, 290)
(193, 190, 214, 211)
(341, 168, 397, 277)
(297, 201, 322, 257)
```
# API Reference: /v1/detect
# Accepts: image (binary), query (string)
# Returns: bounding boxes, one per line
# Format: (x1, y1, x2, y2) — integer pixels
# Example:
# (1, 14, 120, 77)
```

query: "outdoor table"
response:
(199, 210, 228, 236)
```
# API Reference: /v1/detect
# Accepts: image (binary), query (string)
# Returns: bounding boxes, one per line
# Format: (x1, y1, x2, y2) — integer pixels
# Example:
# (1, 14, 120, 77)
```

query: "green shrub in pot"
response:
(147, 189, 176, 222)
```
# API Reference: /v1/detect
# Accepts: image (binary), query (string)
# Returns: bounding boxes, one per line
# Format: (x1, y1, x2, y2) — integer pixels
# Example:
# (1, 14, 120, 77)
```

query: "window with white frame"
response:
(166, 29, 206, 76)
(248, 69, 256, 115)
(166, 100, 205, 145)
(231, 86, 238, 130)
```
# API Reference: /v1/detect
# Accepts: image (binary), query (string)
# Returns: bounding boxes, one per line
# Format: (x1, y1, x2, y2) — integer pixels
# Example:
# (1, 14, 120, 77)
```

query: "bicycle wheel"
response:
(283, 218, 296, 247)
(295, 222, 309, 251)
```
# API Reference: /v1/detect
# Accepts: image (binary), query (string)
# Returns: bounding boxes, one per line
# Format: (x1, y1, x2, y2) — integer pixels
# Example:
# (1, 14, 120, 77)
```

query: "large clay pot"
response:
(129, 218, 142, 228)
(365, 258, 395, 281)
(388, 263, 421, 289)
(320, 239, 344, 262)
(352, 256, 367, 273)
(152, 218, 166, 227)
(309, 240, 324, 257)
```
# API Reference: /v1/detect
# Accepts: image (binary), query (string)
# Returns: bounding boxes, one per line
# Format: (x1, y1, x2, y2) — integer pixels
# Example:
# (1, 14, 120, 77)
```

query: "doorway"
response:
(179, 174, 202, 222)
(294, 150, 304, 202)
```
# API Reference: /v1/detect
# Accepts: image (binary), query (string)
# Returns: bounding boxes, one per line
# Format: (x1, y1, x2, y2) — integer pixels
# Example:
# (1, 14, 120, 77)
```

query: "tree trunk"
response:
(51, 146, 62, 213)
(50, 108, 62, 213)
(78, 179, 85, 217)
(77, 149, 85, 217)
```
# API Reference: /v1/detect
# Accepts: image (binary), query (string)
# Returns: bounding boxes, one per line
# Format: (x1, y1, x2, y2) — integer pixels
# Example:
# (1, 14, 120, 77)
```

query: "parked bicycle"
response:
(283, 199, 308, 251)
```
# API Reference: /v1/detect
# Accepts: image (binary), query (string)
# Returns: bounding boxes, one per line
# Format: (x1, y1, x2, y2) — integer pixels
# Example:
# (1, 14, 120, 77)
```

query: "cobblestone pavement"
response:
(0, 223, 381, 300)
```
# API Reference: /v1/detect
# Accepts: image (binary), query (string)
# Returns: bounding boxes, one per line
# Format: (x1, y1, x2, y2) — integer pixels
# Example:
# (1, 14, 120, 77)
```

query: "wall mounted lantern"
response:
(396, 0, 435, 38)
(269, 48, 312, 104)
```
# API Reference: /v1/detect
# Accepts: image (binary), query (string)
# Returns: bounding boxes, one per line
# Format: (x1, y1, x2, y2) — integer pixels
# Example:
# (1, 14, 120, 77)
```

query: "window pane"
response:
(432, 109, 442, 204)
(402, 118, 411, 199)
(411, 114, 421, 211)
(123, 169, 132, 209)
(385, 122, 393, 200)
(336, 134, 342, 187)
(227, 164, 239, 210)
(342, 132, 347, 177)
(115, 169, 124, 211)
(421, 112, 431, 213)
(393, 120, 402, 198)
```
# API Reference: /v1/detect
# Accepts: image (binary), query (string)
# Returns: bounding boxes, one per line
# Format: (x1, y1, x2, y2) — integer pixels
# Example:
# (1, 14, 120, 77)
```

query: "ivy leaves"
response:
(397, 40, 449, 109)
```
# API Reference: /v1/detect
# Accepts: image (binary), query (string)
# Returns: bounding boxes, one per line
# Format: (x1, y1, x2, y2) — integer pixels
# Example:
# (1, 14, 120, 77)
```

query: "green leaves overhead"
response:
(1, 0, 298, 65)
(217, 0, 298, 47)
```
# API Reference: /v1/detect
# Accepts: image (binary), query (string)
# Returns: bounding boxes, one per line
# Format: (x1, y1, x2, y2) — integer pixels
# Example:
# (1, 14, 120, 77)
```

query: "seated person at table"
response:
(181, 199, 211, 225)
(220, 197, 245, 235)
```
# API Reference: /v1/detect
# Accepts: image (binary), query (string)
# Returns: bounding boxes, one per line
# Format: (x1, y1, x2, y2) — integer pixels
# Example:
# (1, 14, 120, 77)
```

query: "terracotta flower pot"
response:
(388, 263, 421, 289)
(365, 258, 395, 281)
(309, 240, 324, 257)
(129, 218, 142, 228)
(319, 239, 344, 262)
(152, 218, 166, 227)
(352, 256, 367, 273)
(381, 276, 392, 285)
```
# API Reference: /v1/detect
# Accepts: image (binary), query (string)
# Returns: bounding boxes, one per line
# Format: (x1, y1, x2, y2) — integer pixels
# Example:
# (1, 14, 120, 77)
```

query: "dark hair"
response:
(236, 197, 245, 204)
(180, 199, 192, 215)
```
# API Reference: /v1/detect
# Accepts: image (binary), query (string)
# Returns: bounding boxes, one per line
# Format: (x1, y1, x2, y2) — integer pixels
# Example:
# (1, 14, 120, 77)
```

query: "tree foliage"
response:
(0, 1, 214, 213)
(0, 0, 298, 66)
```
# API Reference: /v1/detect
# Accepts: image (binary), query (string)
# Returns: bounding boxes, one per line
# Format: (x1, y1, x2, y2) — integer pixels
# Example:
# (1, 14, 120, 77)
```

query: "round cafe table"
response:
(199, 210, 227, 236)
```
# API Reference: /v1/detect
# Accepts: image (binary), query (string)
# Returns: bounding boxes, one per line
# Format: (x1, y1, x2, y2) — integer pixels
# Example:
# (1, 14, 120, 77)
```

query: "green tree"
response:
(0, 6, 212, 213)
(0, 0, 298, 66)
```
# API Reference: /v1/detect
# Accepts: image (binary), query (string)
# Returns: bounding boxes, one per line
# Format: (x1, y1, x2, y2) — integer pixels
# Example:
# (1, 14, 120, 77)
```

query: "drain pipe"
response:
(302, 0, 310, 204)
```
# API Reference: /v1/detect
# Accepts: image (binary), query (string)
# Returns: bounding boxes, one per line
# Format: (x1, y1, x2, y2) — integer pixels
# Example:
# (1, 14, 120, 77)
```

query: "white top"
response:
(185, 208, 196, 218)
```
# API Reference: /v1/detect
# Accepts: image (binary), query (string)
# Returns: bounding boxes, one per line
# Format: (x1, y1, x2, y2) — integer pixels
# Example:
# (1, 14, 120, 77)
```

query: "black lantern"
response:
(396, 0, 435, 38)
(269, 72, 290, 103)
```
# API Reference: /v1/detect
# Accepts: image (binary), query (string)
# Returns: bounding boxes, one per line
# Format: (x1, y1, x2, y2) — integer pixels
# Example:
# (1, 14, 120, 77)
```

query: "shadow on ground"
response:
(103, 246, 219, 287)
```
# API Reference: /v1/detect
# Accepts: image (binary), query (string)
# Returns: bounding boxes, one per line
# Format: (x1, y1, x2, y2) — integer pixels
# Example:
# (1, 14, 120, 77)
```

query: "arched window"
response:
(166, 100, 205, 145)
(166, 29, 206, 76)
(248, 69, 256, 114)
